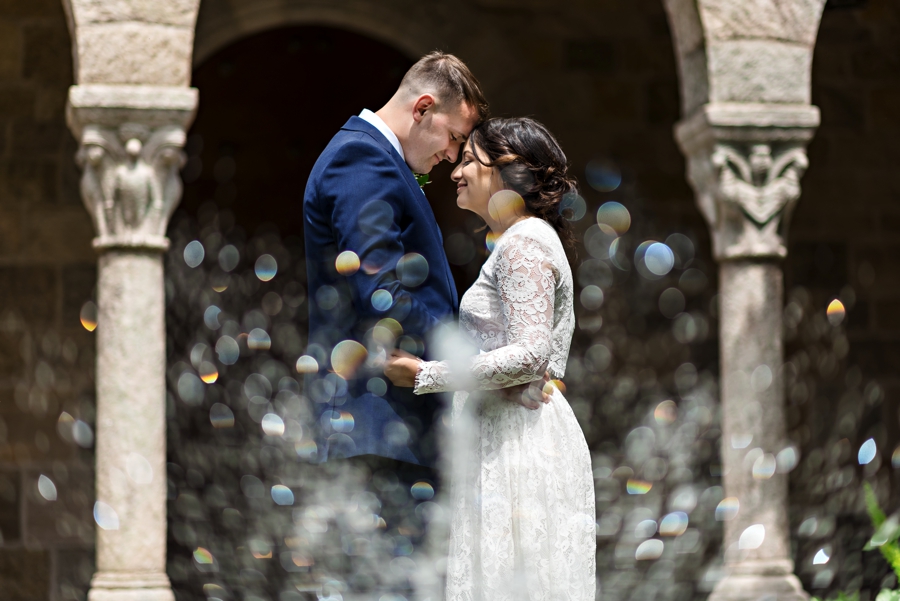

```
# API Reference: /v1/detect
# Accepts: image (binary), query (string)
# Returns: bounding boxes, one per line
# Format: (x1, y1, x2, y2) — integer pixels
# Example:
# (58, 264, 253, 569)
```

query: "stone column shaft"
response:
(67, 84, 198, 601)
(675, 102, 819, 601)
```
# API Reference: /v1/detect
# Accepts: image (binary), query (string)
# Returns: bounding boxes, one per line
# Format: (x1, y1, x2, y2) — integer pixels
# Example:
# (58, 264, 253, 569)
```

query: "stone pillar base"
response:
(88, 572, 175, 601)
(709, 560, 808, 601)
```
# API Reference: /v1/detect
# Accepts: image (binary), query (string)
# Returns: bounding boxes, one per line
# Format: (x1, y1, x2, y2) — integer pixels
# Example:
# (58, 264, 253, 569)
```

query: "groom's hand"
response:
(504, 373, 553, 410)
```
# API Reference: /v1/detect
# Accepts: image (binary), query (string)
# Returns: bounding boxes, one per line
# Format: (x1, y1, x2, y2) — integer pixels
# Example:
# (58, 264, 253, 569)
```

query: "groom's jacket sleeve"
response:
(317, 139, 443, 340)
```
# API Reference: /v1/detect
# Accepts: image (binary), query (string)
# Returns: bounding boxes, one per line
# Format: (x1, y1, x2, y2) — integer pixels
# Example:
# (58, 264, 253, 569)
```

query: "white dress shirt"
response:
(359, 109, 405, 160)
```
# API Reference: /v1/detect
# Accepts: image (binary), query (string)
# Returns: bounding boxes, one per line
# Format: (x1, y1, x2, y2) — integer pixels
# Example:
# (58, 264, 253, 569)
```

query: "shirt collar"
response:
(359, 109, 405, 160)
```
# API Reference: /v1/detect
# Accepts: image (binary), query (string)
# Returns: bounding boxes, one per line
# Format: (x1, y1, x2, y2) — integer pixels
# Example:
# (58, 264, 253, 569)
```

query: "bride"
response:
(384, 117, 596, 600)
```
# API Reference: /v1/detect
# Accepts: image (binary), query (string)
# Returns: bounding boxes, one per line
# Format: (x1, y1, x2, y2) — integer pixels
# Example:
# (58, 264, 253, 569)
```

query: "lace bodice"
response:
(414, 218, 574, 394)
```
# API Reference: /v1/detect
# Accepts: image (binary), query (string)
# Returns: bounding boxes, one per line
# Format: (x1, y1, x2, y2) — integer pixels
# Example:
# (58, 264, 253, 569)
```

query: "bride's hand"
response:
(383, 349, 422, 387)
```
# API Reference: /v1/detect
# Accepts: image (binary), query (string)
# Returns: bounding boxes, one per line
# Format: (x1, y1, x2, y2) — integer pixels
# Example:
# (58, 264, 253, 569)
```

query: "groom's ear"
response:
(412, 94, 436, 122)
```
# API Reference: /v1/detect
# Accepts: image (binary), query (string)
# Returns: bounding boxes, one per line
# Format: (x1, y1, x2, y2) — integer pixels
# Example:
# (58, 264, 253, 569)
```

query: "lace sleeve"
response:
(413, 234, 556, 395)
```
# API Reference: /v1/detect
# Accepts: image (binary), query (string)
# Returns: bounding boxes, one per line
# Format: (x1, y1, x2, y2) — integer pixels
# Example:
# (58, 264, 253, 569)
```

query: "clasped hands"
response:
(383, 349, 552, 410)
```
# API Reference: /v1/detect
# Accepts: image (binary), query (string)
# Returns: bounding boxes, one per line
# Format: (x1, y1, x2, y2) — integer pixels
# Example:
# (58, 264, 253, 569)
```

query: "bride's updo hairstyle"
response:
(468, 117, 577, 248)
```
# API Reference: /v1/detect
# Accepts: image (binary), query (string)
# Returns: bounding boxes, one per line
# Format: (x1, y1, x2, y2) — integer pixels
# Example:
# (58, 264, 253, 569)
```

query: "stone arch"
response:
(193, 0, 434, 67)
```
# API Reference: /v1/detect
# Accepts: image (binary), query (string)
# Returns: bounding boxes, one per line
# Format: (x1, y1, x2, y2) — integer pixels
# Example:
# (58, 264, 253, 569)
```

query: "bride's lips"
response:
(456, 182, 466, 194)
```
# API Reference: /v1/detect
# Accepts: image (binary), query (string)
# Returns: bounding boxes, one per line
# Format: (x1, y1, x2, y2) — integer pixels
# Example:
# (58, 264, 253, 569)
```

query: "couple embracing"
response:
(303, 52, 595, 600)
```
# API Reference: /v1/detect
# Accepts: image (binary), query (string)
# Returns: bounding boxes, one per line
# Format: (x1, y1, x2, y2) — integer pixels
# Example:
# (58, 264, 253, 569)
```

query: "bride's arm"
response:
(411, 234, 557, 394)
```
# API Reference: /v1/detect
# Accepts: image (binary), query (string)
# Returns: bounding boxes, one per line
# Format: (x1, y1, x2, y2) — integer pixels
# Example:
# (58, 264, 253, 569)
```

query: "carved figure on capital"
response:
(689, 142, 808, 260)
(76, 123, 186, 250)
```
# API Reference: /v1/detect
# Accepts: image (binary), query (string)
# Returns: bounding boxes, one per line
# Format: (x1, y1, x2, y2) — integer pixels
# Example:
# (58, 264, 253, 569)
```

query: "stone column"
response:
(66, 84, 197, 601)
(675, 102, 819, 601)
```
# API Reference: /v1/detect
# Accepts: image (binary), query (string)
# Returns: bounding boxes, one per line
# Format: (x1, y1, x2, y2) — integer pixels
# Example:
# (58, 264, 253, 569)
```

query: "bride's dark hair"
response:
(468, 117, 577, 248)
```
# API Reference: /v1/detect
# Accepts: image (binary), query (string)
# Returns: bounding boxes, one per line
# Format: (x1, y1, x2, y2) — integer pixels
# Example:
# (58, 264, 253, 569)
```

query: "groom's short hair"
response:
(401, 51, 489, 122)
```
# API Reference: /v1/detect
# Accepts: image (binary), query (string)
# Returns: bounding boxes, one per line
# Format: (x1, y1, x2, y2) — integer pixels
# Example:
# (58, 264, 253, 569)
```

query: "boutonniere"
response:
(413, 172, 430, 190)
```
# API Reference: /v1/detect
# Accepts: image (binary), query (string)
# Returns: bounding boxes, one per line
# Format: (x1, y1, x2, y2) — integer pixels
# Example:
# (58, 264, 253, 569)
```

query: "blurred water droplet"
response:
(210, 403, 234, 428)
(597, 202, 630, 235)
(295, 355, 319, 374)
(335, 250, 361, 276)
(183, 240, 205, 268)
(261, 413, 285, 436)
(411, 481, 435, 500)
(371, 289, 393, 312)
(72, 420, 93, 448)
(255, 254, 277, 281)
(247, 328, 271, 350)
(626, 479, 652, 494)
(125, 452, 153, 485)
(580, 285, 604, 310)
(38, 475, 57, 501)
(94, 501, 120, 530)
(654, 400, 677, 425)
(331, 340, 367, 379)
(826, 299, 845, 326)
(193, 547, 214, 564)
(776, 446, 799, 473)
(215, 336, 239, 364)
(635, 539, 663, 560)
(859, 438, 877, 465)
(644, 243, 674, 276)
(813, 548, 830, 565)
(715, 497, 739, 521)
(397, 253, 429, 287)
(586, 160, 622, 192)
(199, 361, 218, 384)
(204, 305, 222, 330)
(218, 245, 240, 272)
(752, 453, 776, 480)
(80, 301, 98, 332)
(659, 512, 689, 536)
(739, 524, 765, 550)
(560, 192, 587, 221)
(271, 484, 294, 506)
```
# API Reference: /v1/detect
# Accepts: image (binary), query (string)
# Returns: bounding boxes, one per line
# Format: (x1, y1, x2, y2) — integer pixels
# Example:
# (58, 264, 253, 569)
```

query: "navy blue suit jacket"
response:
(303, 116, 458, 467)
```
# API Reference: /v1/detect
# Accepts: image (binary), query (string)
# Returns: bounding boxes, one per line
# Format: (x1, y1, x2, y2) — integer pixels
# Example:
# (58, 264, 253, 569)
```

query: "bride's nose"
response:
(451, 163, 463, 182)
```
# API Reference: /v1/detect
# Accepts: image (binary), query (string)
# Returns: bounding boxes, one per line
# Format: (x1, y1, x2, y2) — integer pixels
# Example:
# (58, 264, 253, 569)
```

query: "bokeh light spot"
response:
(826, 299, 845, 326)
(739, 524, 766, 550)
(183, 240, 205, 268)
(218, 245, 240, 272)
(371, 289, 393, 312)
(716, 497, 739, 521)
(335, 250, 361, 276)
(331, 340, 368, 379)
(38, 475, 57, 501)
(247, 328, 271, 350)
(80, 301, 98, 331)
(271, 485, 294, 506)
(596, 202, 631, 235)
(295, 355, 319, 374)
(644, 242, 675, 276)
(261, 413, 285, 437)
(585, 160, 622, 192)
(215, 336, 239, 365)
(626, 479, 652, 494)
(635, 539, 663, 560)
(397, 253, 429, 287)
(411, 481, 435, 501)
(859, 438, 877, 465)
(560, 192, 587, 221)
(199, 361, 218, 384)
(209, 403, 234, 428)
(255, 254, 278, 281)
(654, 400, 677, 425)
(659, 512, 688, 536)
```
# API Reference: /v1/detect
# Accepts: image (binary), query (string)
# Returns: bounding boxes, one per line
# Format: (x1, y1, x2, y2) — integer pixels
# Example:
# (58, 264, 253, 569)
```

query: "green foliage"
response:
(863, 482, 900, 582)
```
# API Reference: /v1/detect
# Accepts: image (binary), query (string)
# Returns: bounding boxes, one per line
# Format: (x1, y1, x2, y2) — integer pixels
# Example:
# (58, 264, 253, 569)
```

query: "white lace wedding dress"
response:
(414, 217, 596, 601)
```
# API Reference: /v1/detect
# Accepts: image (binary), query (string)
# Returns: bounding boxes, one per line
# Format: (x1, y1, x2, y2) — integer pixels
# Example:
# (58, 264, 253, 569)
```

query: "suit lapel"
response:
(341, 116, 459, 310)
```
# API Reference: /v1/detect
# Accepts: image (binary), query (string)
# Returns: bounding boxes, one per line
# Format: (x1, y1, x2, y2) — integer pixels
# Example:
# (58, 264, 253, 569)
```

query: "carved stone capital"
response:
(66, 85, 198, 252)
(675, 103, 820, 261)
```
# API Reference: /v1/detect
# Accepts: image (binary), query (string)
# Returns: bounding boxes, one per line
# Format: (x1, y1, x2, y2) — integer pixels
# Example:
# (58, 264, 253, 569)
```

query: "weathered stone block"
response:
(0, 266, 57, 324)
(663, 0, 705, 55)
(0, 548, 49, 600)
(70, 0, 200, 27)
(23, 464, 94, 546)
(76, 23, 194, 86)
(699, 0, 825, 45)
(708, 39, 812, 104)
(0, 20, 22, 80)
(23, 24, 73, 85)
(22, 205, 94, 263)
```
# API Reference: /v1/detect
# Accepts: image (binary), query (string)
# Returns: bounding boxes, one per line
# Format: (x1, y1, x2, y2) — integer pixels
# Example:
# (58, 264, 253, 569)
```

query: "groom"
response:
(303, 52, 487, 487)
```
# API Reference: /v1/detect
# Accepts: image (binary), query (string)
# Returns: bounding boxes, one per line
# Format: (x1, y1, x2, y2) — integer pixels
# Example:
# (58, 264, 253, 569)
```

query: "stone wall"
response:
(0, 0, 97, 599)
